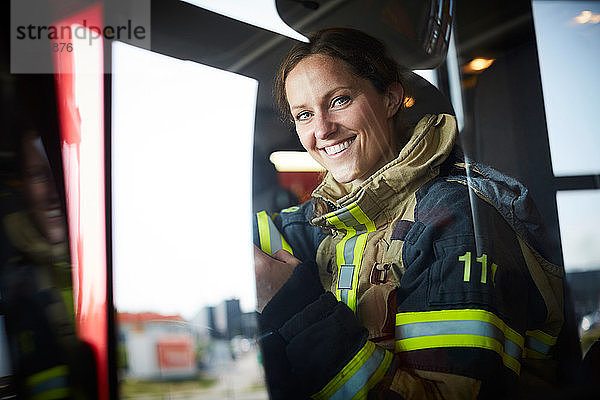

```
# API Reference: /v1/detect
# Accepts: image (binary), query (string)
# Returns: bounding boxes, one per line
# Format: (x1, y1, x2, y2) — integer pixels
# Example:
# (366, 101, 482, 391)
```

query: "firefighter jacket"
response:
(0, 182, 97, 400)
(253, 114, 568, 399)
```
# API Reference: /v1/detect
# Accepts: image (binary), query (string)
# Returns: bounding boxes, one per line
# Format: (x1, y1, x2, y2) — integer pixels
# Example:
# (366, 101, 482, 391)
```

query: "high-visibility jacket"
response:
(254, 114, 575, 399)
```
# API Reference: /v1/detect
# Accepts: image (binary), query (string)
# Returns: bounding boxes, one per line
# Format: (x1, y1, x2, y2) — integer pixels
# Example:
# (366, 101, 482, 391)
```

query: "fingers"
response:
(254, 244, 270, 260)
(271, 249, 301, 266)
(253, 246, 296, 313)
(254, 245, 300, 267)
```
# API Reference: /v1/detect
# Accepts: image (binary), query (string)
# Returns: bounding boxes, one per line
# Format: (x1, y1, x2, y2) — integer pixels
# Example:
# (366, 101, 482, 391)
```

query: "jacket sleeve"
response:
(385, 179, 561, 399)
(258, 261, 396, 400)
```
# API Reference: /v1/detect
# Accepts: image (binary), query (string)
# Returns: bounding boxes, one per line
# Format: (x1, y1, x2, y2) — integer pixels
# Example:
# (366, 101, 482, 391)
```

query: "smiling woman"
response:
(275, 28, 411, 189)
(0, 127, 97, 399)
(19, 131, 67, 246)
(253, 27, 574, 400)
(285, 54, 402, 186)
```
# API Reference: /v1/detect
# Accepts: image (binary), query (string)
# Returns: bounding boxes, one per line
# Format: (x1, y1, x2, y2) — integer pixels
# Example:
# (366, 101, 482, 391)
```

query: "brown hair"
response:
(274, 27, 411, 123)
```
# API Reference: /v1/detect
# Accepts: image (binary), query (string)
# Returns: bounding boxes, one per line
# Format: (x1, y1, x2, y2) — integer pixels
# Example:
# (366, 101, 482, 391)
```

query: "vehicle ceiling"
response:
(149, 0, 533, 155)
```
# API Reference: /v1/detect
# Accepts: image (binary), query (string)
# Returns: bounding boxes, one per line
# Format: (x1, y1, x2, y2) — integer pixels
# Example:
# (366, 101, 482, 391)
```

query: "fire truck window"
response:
(112, 41, 264, 396)
(556, 190, 600, 272)
(531, 1, 600, 176)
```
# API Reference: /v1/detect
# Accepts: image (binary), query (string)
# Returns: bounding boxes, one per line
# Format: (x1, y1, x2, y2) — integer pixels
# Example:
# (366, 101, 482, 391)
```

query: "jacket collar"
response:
(311, 114, 458, 230)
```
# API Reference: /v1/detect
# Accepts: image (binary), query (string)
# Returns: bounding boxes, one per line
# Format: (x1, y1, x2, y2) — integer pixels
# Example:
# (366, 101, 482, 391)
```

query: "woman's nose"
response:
(314, 113, 336, 139)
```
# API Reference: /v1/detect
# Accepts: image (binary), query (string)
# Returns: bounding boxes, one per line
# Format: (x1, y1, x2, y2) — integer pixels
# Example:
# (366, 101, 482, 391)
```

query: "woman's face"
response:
(21, 133, 66, 244)
(285, 54, 402, 186)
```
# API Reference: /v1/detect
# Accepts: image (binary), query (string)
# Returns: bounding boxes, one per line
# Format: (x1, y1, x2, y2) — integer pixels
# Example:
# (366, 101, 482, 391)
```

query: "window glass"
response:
(532, 1, 600, 176)
(112, 41, 265, 397)
(0, 310, 10, 377)
(556, 190, 600, 272)
(446, 32, 464, 131)
(413, 69, 438, 87)
(557, 190, 600, 355)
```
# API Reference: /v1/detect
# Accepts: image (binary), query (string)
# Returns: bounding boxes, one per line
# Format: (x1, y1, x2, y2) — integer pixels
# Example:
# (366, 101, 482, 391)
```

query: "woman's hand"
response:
(254, 245, 301, 312)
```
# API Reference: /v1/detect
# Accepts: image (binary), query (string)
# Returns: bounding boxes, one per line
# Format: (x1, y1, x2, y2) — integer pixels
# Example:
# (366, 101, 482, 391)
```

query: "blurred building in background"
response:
(118, 312, 196, 380)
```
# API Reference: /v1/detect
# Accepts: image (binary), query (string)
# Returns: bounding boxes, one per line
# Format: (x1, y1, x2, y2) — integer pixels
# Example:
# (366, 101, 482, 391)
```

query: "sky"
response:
(112, 41, 257, 319)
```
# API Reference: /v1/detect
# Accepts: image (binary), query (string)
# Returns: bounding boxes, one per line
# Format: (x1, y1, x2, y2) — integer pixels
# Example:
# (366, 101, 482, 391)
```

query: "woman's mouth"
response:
(45, 208, 64, 223)
(46, 209, 62, 218)
(323, 137, 355, 155)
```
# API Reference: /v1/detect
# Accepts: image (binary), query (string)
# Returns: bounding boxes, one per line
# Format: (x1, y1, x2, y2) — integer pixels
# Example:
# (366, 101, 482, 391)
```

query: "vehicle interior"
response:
(1, 0, 599, 399)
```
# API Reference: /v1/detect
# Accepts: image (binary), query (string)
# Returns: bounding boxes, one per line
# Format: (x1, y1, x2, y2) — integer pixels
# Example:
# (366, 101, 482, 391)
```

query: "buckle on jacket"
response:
(370, 263, 391, 284)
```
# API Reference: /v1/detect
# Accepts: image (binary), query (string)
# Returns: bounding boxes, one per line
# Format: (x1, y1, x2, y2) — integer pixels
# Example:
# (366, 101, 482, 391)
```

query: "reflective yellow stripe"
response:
(324, 202, 376, 313)
(396, 333, 520, 374)
(60, 288, 75, 318)
(395, 309, 524, 374)
(26, 366, 69, 388)
(325, 213, 348, 262)
(347, 203, 376, 231)
(524, 348, 551, 359)
(313, 341, 376, 400)
(256, 211, 293, 256)
(312, 341, 393, 400)
(347, 202, 374, 312)
(347, 231, 364, 310)
(32, 388, 70, 400)
(395, 309, 523, 347)
(348, 203, 375, 280)
(524, 329, 557, 357)
(257, 211, 272, 255)
(350, 350, 394, 400)
(526, 329, 557, 346)
(281, 236, 293, 254)
(325, 212, 352, 304)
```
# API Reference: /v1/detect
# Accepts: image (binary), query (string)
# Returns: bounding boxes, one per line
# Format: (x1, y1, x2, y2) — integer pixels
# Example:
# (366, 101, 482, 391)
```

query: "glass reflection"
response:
(1, 130, 97, 399)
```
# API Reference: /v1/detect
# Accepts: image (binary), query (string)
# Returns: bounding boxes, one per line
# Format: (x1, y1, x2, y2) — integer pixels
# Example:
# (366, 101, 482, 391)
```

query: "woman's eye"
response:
(296, 111, 312, 121)
(26, 169, 48, 183)
(332, 96, 350, 107)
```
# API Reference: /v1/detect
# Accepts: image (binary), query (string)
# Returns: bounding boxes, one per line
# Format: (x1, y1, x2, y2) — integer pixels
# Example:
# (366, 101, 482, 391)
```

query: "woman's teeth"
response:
(324, 138, 354, 155)
(46, 209, 62, 218)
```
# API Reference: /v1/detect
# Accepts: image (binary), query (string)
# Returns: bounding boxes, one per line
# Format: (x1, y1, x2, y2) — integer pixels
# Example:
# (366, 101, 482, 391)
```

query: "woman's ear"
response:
(385, 82, 404, 118)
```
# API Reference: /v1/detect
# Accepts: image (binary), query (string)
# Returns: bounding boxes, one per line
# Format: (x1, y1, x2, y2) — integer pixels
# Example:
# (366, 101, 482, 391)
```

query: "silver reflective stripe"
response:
(526, 336, 552, 355)
(343, 235, 359, 264)
(328, 347, 385, 400)
(340, 289, 349, 305)
(30, 375, 69, 395)
(328, 207, 368, 231)
(336, 208, 361, 228)
(396, 309, 524, 374)
(325, 202, 376, 313)
(256, 210, 292, 255)
(525, 330, 557, 357)
(267, 218, 284, 254)
(396, 319, 522, 360)
(504, 338, 523, 360)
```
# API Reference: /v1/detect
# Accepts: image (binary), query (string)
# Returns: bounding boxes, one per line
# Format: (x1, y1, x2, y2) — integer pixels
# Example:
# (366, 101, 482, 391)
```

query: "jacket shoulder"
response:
(398, 175, 547, 329)
(275, 200, 328, 263)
